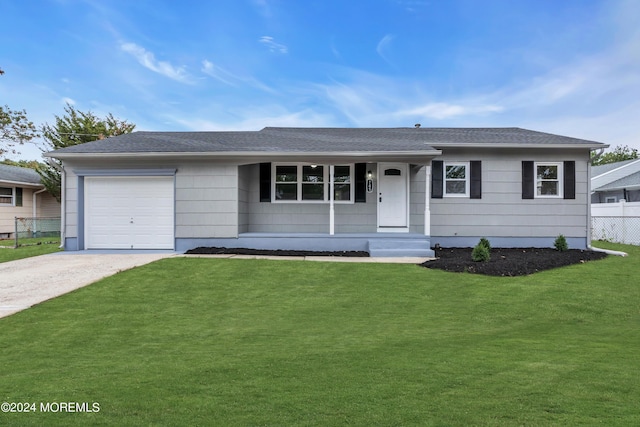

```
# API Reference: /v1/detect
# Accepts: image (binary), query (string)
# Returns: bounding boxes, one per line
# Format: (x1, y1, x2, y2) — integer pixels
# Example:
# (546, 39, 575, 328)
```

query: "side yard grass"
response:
(0, 242, 638, 425)
(0, 240, 61, 263)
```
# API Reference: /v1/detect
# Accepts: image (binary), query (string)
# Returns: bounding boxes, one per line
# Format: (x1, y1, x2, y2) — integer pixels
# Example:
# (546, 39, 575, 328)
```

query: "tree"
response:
(591, 145, 639, 166)
(0, 159, 43, 169)
(1, 68, 39, 157)
(38, 104, 135, 201)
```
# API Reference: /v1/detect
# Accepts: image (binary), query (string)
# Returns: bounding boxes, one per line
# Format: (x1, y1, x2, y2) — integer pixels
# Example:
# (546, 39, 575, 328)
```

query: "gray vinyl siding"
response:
(65, 168, 78, 238)
(175, 163, 238, 238)
(431, 149, 590, 240)
(238, 165, 251, 233)
(592, 190, 625, 203)
(410, 166, 426, 234)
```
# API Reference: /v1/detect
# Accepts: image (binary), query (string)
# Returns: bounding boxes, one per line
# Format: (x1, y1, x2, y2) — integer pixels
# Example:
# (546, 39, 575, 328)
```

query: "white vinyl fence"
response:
(591, 200, 640, 245)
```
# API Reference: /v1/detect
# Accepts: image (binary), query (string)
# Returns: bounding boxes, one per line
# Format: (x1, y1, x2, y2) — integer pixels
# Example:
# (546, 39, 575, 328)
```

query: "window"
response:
(272, 163, 353, 203)
(302, 165, 324, 200)
(535, 162, 562, 197)
(275, 165, 298, 200)
(0, 187, 14, 205)
(605, 196, 617, 203)
(333, 165, 352, 201)
(444, 162, 469, 196)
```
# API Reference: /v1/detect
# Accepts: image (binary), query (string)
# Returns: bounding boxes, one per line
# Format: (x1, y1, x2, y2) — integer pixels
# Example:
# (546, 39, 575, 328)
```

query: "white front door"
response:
(378, 163, 408, 228)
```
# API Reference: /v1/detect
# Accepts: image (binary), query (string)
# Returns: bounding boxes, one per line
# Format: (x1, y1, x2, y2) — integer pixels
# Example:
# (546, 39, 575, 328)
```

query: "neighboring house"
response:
(46, 127, 606, 256)
(0, 164, 60, 237)
(591, 158, 640, 203)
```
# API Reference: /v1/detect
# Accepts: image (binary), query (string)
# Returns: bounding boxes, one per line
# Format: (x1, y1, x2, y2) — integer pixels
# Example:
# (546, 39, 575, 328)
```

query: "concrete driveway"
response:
(0, 252, 173, 319)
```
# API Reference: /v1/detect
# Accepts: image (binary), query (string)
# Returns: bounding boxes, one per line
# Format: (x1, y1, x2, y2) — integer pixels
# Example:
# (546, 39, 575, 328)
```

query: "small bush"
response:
(554, 234, 569, 252)
(479, 237, 491, 251)
(472, 242, 491, 262)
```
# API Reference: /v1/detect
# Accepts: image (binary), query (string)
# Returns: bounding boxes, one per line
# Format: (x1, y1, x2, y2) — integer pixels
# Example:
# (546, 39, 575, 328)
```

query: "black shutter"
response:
(522, 161, 534, 199)
(259, 163, 271, 202)
(564, 161, 575, 199)
(355, 163, 366, 203)
(16, 188, 23, 207)
(432, 160, 443, 199)
(470, 161, 482, 199)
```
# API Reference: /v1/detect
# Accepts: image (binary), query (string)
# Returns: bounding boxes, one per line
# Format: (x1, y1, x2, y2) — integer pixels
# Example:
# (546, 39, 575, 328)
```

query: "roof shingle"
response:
(47, 127, 606, 157)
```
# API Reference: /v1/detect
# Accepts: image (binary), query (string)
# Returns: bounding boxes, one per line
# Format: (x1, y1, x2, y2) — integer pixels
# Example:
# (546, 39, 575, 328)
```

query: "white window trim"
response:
(271, 163, 354, 204)
(0, 187, 16, 207)
(534, 162, 563, 198)
(605, 196, 617, 203)
(443, 161, 470, 198)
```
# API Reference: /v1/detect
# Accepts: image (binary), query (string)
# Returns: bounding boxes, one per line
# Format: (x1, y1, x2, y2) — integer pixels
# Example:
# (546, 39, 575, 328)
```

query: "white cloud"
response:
(395, 103, 504, 120)
(171, 106, 334, 131)
(376, 34, 395, 66)
(201, 59, 276, 93)
(201, 60, 236, 86)
(259, 36, 288, 54)
(61, 97, 76, 105)
(120, 42, 192, 83)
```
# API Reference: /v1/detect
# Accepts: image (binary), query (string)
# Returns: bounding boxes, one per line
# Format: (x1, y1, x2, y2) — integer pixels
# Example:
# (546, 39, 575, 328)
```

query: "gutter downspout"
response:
(33, 188, 47, 218)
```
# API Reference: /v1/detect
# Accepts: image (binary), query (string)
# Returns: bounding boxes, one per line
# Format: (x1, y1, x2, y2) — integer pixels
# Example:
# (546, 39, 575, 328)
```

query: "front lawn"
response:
(0, 243, 638, 425)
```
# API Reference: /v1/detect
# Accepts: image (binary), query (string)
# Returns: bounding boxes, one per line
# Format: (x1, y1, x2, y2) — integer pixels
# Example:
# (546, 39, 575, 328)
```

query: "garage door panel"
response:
(85, 176, 174, 249)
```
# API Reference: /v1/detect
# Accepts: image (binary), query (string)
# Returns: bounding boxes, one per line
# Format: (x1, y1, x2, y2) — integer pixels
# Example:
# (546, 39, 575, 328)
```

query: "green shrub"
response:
(472, 242, 491, 262)
(554, 234, 569, 252)
(479, 237, 491, 251)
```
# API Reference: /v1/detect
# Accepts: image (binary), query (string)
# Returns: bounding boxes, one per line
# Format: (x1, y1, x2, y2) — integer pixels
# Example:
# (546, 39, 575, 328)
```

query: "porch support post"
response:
(424, 165, 431, 236)
(329, 164, 335, 235)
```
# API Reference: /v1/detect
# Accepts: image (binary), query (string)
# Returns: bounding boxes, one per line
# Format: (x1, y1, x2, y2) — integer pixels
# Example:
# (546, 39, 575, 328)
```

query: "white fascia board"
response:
(46, 150, 443, 159)
(431, 143, 608, 150)
(0, 180, 44, 188)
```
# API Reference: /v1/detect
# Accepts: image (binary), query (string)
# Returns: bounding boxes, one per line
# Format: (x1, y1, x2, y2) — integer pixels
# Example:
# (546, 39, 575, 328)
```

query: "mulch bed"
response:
(421, 247, 608, 276)
(185, 247, 370, 257)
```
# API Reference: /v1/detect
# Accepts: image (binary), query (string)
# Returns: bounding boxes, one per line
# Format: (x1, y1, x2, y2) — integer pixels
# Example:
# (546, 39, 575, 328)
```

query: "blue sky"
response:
(1, 0, 639, 160)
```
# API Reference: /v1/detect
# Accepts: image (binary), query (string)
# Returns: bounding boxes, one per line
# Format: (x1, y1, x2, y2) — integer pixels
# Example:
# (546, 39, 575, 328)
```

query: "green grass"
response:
(0, 242, 638, 426)
(0, 241, 61, 263)
(0, 237, 61, 247)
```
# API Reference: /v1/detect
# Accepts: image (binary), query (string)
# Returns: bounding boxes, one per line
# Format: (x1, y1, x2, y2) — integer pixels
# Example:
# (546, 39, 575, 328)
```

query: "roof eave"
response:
(46, 150, 443, 159)
(431, 143, 608, 150)
(0, 179, 44, 188)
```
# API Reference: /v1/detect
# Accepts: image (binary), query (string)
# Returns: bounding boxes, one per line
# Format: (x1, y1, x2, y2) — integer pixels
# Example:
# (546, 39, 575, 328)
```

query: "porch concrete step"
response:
(367, 238, 435, 258)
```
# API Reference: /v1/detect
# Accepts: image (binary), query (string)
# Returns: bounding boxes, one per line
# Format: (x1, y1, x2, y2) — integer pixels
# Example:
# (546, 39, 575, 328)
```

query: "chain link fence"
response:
(12, 217, 61, 248)
(592, 216, 640, 246)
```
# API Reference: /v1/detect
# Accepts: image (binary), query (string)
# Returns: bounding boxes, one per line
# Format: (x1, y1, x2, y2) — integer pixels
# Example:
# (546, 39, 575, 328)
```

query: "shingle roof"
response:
(0, 164, 42, 185)
(592, 159, 639, 177)
(46, 127, 606, 157)
(595, 171, 640, 191)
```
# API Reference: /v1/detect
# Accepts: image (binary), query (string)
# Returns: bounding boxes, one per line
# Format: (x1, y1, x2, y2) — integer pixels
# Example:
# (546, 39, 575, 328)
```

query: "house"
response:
(0, 164, 60, 237)
(45, 127, 607, 256)
(591, 158, 640, 203)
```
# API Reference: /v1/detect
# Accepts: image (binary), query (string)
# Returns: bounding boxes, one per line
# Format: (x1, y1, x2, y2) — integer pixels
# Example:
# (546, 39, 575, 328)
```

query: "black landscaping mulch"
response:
(421, 247, 608, 276)
(185, 247, 370, 257)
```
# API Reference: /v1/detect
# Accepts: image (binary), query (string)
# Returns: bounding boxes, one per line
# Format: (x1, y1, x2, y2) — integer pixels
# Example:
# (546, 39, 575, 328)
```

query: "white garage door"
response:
(85, 176, 174, 249)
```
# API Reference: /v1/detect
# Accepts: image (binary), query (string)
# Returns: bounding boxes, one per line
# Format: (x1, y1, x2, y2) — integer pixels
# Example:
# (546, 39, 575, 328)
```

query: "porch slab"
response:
(181, 254, 433, 263)
(177, 232, 433, 258)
